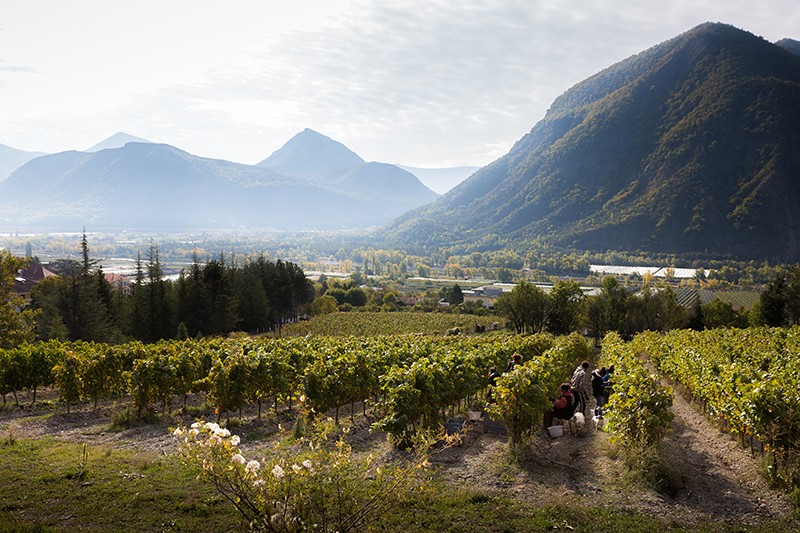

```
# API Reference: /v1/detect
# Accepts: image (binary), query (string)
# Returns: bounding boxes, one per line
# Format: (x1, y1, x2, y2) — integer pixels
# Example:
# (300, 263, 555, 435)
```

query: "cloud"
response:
(0, 65, 39, 74)
(4, 0, 799, 166)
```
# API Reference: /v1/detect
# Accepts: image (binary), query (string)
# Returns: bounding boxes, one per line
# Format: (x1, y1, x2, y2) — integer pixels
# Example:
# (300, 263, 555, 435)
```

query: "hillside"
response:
(384, 23, 800, 262)
(0, 143, 46, 181)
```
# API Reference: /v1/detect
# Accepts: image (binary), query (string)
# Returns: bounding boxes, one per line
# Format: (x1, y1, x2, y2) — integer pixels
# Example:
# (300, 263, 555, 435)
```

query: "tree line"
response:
(492, 275, 782, 343)
(28, 235, 313, 344)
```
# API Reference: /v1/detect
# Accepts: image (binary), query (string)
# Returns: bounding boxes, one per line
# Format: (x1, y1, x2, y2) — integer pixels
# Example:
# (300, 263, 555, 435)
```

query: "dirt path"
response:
(656, 386, 791, 523)
(426, 387, 793, 528)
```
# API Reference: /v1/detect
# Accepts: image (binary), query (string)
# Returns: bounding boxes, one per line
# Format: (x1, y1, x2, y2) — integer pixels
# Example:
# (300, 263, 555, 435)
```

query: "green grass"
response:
(0, 437, 241, 532)
(1, 435, 798, 532)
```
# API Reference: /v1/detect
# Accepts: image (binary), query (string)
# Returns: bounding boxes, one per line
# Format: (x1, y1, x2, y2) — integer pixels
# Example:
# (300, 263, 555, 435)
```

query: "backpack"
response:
(554, 392, 577, 419)
(564, 393, 578, 418)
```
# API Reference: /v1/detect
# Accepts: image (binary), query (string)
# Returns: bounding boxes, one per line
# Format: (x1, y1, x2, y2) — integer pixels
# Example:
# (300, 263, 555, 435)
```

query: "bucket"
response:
(547, 424, 563, 438)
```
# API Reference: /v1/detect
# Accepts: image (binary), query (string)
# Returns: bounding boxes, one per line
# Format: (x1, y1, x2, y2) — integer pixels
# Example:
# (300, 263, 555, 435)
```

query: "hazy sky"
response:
(1, 1, 798, 167)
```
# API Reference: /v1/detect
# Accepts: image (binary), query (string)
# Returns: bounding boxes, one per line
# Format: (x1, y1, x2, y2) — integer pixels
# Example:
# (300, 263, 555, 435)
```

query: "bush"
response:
(175, 418, 431, 532)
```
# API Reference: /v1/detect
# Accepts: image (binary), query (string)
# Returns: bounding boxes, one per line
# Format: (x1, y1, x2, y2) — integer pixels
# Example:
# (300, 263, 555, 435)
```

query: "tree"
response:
(312, 295, 338, 315)
(0, 251, 38, 348)
(441, 284, 464, 305)
(546, 280, 586, 335)
(53, 234, 117, 342)
(760, 270, 788, 326)
(758, 265, 800, 327)
(30, 276, 69, 341)
(702, 299, 748, 329)
(235, 261, 270, 333)
(494, 281, 548, 333)
(626, 282, 684, 333)
(587, 276, 629, 344)
(345, 287, 368, 307)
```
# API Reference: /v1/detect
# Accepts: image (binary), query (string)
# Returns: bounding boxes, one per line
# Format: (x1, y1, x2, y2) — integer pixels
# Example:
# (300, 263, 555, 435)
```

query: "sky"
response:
(1, 1, 799, 168)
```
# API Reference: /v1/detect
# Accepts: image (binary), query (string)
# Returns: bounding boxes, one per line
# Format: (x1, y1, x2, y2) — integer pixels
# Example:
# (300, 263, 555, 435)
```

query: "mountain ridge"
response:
(383, 23, 800, 262)
(0, 137, 436, 230)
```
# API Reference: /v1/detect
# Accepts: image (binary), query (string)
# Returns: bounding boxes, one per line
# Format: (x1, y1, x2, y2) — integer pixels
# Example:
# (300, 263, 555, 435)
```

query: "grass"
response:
(0, 437, 241, 532)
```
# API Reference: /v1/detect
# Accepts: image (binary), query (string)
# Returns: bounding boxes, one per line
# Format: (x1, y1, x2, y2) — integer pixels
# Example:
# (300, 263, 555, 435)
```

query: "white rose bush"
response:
(174, 419, 431, 532)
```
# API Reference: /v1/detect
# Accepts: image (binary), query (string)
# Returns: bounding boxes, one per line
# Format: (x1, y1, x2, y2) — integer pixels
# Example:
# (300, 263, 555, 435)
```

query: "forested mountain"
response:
(384, 23, 800, 262)
(0, 141, 433, 230)
(0, 143, 46, 182)
(0, 131, 437, 230)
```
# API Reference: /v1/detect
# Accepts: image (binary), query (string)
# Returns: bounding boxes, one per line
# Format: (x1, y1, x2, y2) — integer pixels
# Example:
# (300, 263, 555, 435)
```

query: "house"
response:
(11, 263, 57, 302)
(462, 284, 515, 308)
(104, 273, 133, 295)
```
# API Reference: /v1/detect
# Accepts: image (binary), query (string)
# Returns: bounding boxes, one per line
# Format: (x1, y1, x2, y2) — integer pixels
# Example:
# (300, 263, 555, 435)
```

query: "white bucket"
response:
(547, 425, 564, 438)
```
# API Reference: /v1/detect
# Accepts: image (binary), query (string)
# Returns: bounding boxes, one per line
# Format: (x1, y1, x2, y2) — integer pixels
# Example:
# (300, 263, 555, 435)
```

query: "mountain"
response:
(257, 127, 437, 210)
(396, 165, 479, 194)
(384, 23, 800, 262)
(776, 38, 800, 57)
(258, 128, 364, 178)
(0, 142, 430, 230)
(86, 132, 152, 152)
(333, 162, 437, 208)
(0, 143, 46, 181)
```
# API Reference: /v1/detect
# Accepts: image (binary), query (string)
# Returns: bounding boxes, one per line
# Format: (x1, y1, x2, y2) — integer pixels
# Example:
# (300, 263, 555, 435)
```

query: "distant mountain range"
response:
(384, 23, 800, 263)
(0, 130, 437, 230)
(0, 144, 46, 182)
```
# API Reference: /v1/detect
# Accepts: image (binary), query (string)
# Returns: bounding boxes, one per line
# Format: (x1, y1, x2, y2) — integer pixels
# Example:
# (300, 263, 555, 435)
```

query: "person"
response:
(570, 360, 591, 416)
(552, 383, 576, 420)
(506, 353, 522, 373)
(602, 364, 614, 403)
(592, 366, 608, 418)
(487, 366, 501, 403)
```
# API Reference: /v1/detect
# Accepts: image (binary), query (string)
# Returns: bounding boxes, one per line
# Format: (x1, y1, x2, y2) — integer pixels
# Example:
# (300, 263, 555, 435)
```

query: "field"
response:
(1, 320, 799, 531)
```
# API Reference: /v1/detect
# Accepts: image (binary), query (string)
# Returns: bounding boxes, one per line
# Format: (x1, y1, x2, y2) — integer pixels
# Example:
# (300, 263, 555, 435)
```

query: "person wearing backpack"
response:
(571, 361, 591, 416)
(602, 364, 614, 403)
(552, 383, 577, 420)
(592, 367, 608, 418)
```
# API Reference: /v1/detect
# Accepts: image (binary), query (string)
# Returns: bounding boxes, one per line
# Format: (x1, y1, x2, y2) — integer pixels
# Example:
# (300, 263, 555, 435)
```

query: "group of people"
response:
(553, 360, 614, 421)
(487, 353, 615, 425)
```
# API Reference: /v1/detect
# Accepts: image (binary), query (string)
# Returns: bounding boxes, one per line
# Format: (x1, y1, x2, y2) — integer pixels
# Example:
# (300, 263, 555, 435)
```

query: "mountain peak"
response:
(385, 22, 800, 262)
(776, 37, 800, 56)
(86, 132, 152, 152)
(257, 129, 365, 178)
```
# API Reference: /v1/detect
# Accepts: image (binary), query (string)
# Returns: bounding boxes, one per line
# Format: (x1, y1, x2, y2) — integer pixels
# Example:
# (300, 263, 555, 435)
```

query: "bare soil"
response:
(0, 385, 794, 529)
